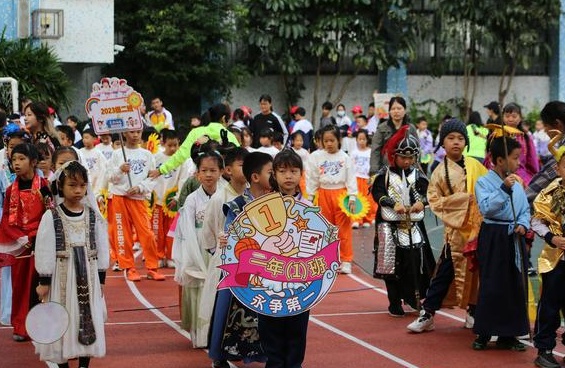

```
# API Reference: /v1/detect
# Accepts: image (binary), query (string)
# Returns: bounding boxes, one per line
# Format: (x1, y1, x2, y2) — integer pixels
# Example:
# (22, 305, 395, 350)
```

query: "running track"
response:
(0, 222, 561, 367)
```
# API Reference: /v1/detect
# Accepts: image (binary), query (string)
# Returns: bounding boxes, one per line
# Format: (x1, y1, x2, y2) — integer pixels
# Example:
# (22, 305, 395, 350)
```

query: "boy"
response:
(256, 128, 279, 158)
(65, 115, 83, 147)
(292, 107, 313, 150)
(531, 132, 565, 368)
(416, 117, 434, 175)
(198, 147, 249, 353)
(152, 129, 191, 267)
(111, 133, 122, 150)
(208, 152, 271, 368)
(320, 101, 336, 129)
(108, 129, 165, 281)
(56, 125, 85, 164)
(96, 133, 114, 161)
(79, 129, 107, 196)
(473, 137, 530, 350)
(407, 119, 487, 333)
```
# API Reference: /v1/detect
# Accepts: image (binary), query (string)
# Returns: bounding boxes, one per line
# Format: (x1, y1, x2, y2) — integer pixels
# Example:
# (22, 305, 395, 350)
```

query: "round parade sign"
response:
(219, 192, 340, 317)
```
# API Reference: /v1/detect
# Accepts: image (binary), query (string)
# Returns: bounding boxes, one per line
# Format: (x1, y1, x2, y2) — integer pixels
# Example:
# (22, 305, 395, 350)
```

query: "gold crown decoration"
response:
(485, 123, 523, 138)
(548, 130, 565, 163)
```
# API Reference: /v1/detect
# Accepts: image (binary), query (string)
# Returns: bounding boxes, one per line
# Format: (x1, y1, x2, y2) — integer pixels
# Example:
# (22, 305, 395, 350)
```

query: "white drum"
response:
(26, 302, 69, 344)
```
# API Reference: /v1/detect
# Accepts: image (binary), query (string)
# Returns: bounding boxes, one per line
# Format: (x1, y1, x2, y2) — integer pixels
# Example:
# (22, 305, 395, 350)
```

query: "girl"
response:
(241, 126, 255, 152)
(249, 94, 288, 148)
(290, 131, 309, 195)
(172, 150, 223, 348)
(23, 101, 60, 151)
(306, 125, 357, 274)
(35, 161, 109, 367)
(350, 129, 377, 228)
(37, 142, 55, 179)
(0, 143, 52, 341)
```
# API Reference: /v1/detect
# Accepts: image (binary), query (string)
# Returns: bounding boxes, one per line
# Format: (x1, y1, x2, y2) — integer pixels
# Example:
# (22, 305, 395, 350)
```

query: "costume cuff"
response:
(98, 271, 106, 285)
(38, 276, 52, 286)
(544, 232, 556, 248)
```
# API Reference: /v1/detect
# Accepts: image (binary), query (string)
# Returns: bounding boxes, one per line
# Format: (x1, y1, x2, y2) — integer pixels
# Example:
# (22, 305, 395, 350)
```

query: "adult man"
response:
(148, 97, 174, 131)
(484, 101, 501, 125)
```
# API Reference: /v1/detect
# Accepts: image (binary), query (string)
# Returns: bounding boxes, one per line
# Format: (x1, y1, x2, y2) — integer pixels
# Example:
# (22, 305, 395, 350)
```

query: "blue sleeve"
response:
(475, 177, 509, 218)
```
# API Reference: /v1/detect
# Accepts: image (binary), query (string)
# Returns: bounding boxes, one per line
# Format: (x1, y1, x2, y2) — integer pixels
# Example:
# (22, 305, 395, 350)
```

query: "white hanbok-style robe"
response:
(35, 207, 109, 364)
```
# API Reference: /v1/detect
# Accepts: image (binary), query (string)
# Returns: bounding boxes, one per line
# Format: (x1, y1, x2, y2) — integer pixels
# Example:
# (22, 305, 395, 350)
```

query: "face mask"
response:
(337, 110, 345, 117)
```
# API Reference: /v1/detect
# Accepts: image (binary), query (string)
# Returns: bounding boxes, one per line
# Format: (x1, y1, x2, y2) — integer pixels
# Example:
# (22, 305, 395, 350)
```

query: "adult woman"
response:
(369, 96, 418, 175)
(249, 94, 288, 148)
(149, 103, 239, 178)
(23, 102, 60, 151)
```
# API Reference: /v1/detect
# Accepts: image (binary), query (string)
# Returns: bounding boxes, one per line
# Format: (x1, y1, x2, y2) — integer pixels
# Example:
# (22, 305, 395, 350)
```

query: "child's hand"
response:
(148, 169, 161, 179)
(218, 232, 228, 249)
(514, 225, 526, 236)
(394, 203, 407, 214)
(126, 186, 141, 196)
(120, 163, 131, 173)
(503, 174, 518, 189)
(551, 236, 565, 249)
(410, 201, 424, 213)
(348, 200, 357, 214)
(167, 199, 177, 210)
(36, 285, 50, 302)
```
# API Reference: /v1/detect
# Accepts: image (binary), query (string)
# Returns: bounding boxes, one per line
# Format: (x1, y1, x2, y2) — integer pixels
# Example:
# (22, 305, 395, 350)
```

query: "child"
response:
(0, 143, 52, 341)
(153, 129, 191, 267)
(257, 149, 311, 368)
(531, 132, 565, 367)
(416, 117, 434, 175)
(306, 125, 357, 274)
(172, 150, 223, 347)
(256, 128, 280, 157)
(111, 133, 122, 150)
(472, 137, 530, 350)
(80, 129, 107, 196)
(533, 119, 551, 165)
(35, 161, 109, 367)
(290, 131, 309, 164)
(291, 107, 313, 150)
(320, 101, 336, 129)
(208, 151, 271, 368)
(36, 142, 54, 179)
(65, 115, 83, 147)
(96, 133, 114, 161)
(407, 119, 488, 333)
(107, 130, 165, 281)
(372, 126, 435, 317)
(56, 125, 85, 164)
(241, 126, 255, 152)
(273, 131, 285, 151)
(350, 129, 377, 228)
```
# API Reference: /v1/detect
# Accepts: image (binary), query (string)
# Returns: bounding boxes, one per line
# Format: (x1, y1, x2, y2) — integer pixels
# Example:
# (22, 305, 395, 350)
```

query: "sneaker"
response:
(339, 261, 352, 274)
(388, 304, 405, 317)
(132, 242, 141, 251)
(212, 360, 230, 368)
(147, 269, 166, 281)
(352, 222, 360, 229)
(12, 334, 28, 342)
(362, 223, 371, 228)
(535, 350, 560, 368)
(112, 262, 122, 272)
(464, 312, 475, 329)
(407, 310, 434, 333)
(472, 335, 491, 350)
(166, 259, 176, 268)
(126, 268, 141, 282)
(496, 337, 526, 351)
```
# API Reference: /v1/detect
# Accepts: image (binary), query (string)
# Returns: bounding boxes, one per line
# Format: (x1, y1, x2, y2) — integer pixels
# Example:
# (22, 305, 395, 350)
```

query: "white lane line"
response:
(346, 272, 565, 358)
(312, 311, 389, 318)
(309, 316, 420, 368)
(105, 320, 181, 326)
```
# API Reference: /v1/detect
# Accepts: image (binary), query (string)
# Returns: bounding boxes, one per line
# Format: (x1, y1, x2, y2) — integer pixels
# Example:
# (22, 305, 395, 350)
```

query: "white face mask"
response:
(337, 110, 346, 117)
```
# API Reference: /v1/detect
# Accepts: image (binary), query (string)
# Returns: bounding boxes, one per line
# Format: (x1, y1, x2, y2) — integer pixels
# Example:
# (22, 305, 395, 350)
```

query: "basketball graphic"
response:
(234, 238, 261, 260)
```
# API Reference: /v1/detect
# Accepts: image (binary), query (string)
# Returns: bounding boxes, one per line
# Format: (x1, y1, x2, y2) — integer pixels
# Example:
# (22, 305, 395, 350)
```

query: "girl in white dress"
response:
(35, 161, 109, 367)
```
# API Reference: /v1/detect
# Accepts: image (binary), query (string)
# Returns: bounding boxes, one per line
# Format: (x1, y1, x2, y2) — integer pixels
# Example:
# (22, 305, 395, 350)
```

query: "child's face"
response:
(293, 135, 304, 149)
(197, 157, 222, 191)
(54, 151, 78, 170)
(62, 175, 87, 204)
(395, 155, 415, 170)
(498, 147, 521, 174)
(82, 133, 96, 149)
(535, 120, 544, 132)
(113, 140, 122, 150)
(57, 131, 73, 147)
(6, 137, 24, 159)
(38, 151, 52, 174)
(226, 159, 246, 184)
(163, 138, 180, 156)
(11, 153, 34, 177)
(273, 141, 283, 150)
(503, 111, 521, 128)
(356, 134, 368, 148)
(323, 132, 339, 153)
(259, 136, 272, 147)
(124, 130, 141, 145)
(66, 119, 77, 130)
(253, 162, 273, 192)
(443, 132, 466, 160)
(275, 165, 302, 195)
(356, 117, 367, 127)
(100, 134, 111, 145)
(190, 117, 201, 127)
(417, 120, 428, 130)
(242, 131, 252, 147)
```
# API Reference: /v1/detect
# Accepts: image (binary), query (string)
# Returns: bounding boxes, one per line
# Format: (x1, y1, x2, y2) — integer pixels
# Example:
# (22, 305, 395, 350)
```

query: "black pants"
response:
(534, 260, 565, 350)
(422, 245, 455, 313)
(257, 311, 310, 368)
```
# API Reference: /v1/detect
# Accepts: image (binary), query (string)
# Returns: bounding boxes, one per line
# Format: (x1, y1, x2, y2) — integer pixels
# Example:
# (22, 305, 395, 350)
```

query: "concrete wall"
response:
(40, 0, 114, 63)
(230, 74, 549, 126)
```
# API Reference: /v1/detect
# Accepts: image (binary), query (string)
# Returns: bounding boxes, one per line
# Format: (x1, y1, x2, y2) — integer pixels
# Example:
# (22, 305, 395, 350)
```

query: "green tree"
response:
(244, 0, 421, 124)
(0, 31, 71, 112)
(106, 0, 248, 119)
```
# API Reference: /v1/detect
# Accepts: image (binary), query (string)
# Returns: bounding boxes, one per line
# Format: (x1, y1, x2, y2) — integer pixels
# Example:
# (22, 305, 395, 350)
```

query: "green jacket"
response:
(466, 124, 488, 159)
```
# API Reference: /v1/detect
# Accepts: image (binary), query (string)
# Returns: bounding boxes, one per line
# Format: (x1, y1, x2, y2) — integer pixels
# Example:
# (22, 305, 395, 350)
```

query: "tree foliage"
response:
(106, 0, 249, 118)
(0, 31, 71, 112)
(243, 0, 421, 122)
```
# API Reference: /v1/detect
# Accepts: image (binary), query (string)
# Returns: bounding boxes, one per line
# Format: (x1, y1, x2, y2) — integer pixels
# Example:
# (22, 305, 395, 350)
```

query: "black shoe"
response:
(535, 350, 560, 368)
(472, 335, 490, 350)
(212, 360, 229, 368)
(528, 267, 538, 276)
(388, 304, 405, 317)
(496, 337, 526, 351)
(12, 334, 28, 342)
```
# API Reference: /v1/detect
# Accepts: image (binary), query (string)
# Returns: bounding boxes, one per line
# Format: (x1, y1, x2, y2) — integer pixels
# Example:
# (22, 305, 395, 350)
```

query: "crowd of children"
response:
(1, 95, 565, 368)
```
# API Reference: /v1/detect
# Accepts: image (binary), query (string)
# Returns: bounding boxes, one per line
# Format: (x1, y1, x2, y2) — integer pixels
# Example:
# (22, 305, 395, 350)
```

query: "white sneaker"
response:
(362, 223, 371, 228)
(352, 222, 360, 229)
(407, 310, 434, 333)
(166, 260, 176, 268)
(112, 262, 122, 272)
(464, 312, 474, 329)
(132, 242, 141, 251)
(339, 262, 352, 274)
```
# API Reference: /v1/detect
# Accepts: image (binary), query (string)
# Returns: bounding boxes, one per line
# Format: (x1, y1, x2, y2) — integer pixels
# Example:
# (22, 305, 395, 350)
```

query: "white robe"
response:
(35, 207, 109, 364)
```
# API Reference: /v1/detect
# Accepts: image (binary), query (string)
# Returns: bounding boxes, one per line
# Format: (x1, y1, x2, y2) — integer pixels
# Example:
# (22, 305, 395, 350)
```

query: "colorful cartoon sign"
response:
(219, 192, 340, 317)
(373, 92, 397, 120)
(85, 77, 144, 135)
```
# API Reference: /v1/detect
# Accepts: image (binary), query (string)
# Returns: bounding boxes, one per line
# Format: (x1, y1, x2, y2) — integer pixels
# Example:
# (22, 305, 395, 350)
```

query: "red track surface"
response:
(1, 260, 564, 367)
